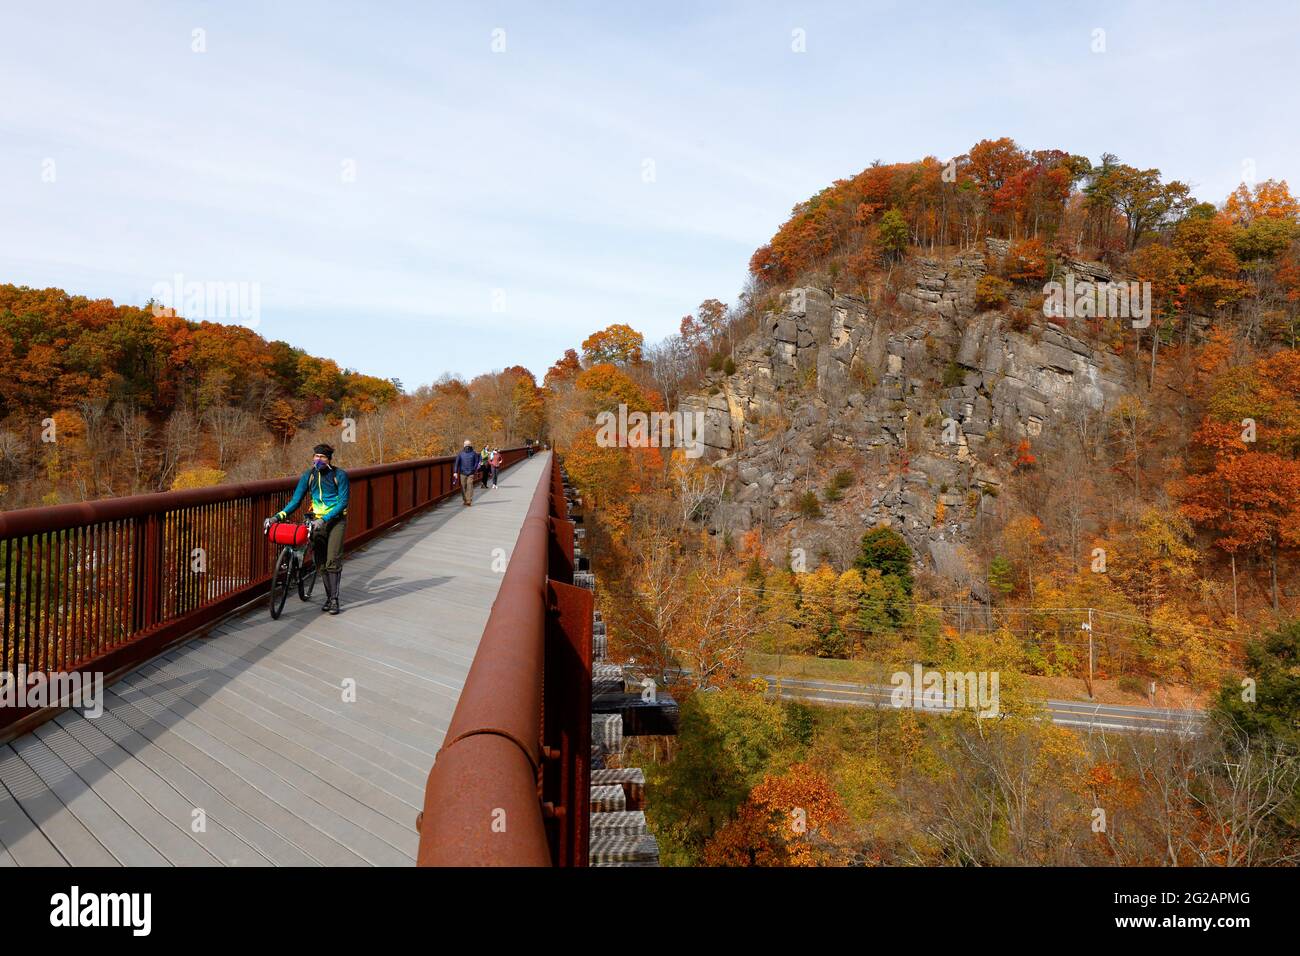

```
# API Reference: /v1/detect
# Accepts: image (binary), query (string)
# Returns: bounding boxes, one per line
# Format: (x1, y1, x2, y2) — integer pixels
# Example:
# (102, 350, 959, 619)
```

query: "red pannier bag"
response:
(267, 521, 309, 547)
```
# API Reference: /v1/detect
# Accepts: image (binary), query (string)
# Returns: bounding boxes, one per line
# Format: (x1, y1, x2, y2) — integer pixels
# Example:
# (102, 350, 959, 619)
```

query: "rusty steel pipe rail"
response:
(0, 446, 533, 740)
(418, 452, 592, 867)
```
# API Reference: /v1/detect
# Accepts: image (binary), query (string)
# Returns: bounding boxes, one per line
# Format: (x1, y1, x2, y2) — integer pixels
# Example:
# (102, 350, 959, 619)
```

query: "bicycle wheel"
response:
(270, 546, 293, 619)
(298, 546, 318, 600)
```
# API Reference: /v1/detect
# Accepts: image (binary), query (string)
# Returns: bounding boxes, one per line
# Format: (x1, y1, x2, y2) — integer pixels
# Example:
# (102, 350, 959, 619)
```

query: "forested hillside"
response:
(0, 285, 544, 508)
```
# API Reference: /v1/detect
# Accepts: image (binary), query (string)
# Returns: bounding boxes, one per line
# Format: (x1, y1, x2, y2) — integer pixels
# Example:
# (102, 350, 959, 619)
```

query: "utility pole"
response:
(1081, 608, 1094, 700)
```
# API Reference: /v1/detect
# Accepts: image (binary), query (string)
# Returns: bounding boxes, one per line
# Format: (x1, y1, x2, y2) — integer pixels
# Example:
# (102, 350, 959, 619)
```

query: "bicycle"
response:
(263, 514, 320, 619)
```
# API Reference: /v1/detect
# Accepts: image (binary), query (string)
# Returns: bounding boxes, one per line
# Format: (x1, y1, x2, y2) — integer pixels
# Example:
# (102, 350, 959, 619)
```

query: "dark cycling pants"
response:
(312, 514, 347, 572)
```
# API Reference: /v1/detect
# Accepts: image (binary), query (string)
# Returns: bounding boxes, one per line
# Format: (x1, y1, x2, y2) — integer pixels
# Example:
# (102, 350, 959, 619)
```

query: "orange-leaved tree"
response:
(580, 323, 644, 367)
(1178, 444, 1300, 613)
(1177, 350, 1300, 612)
(703, 762, 853, 866)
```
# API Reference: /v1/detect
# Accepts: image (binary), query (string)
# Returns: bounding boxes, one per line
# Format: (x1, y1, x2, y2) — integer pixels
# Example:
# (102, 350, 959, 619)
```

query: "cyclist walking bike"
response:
(267, 443, 350, 615)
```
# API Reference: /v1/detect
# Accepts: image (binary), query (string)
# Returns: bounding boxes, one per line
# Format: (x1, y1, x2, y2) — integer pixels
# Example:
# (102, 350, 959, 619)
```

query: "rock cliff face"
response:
(682, 240, 1133, 582)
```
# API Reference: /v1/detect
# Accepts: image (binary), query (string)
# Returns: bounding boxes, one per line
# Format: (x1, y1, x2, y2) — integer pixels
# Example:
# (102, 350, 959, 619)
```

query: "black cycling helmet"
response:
(313, 443, 335, 459)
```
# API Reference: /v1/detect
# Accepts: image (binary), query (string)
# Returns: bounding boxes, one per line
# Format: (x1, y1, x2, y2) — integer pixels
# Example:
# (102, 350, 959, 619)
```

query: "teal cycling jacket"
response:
(277, 465, 349, 521)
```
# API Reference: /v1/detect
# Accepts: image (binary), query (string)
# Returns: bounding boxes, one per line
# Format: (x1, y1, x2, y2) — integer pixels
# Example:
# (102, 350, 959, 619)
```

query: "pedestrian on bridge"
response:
(453, 439, 481, 506)
(489, 447, 502, 488)
(274, 443, 349, 614)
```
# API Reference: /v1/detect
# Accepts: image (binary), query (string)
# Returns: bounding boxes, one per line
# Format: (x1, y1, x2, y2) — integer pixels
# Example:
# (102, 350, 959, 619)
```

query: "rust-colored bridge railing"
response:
(418, 452, 592, 866)
(0, 445, 532, 740)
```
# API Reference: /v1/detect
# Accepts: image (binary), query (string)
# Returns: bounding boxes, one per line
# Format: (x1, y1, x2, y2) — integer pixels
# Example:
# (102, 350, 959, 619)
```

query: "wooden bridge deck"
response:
(0, 452, 551, 866)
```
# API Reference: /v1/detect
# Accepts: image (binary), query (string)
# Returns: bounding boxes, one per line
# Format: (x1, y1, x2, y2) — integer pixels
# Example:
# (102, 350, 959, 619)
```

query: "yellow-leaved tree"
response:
(171, 467, 226, 490)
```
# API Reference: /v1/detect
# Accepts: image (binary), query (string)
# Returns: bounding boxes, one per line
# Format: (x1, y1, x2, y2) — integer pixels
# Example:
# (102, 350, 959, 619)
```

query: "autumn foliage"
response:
(703, 762, 851, 866)
(547, 144, 1300, 869)
(1176, 349, 1300, 610)
(0, 284, 548, 506)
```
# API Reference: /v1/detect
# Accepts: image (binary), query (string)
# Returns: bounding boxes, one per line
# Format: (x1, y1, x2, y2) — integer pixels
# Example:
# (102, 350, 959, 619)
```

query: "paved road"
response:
(759, 674, 1205, 734)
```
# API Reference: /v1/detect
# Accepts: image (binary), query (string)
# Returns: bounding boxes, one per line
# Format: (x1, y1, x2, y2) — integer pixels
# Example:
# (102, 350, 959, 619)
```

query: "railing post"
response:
(547, 516, 574, 585)
(130, 513, 162, 634)
(543, 576, 592, 866)
(247, 497, 263, 585)
(364, 474, 374, 534)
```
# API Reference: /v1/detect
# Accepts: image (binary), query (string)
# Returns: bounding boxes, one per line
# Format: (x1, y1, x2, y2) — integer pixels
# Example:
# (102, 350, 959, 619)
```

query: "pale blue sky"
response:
(2, 1, 1297, 390)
